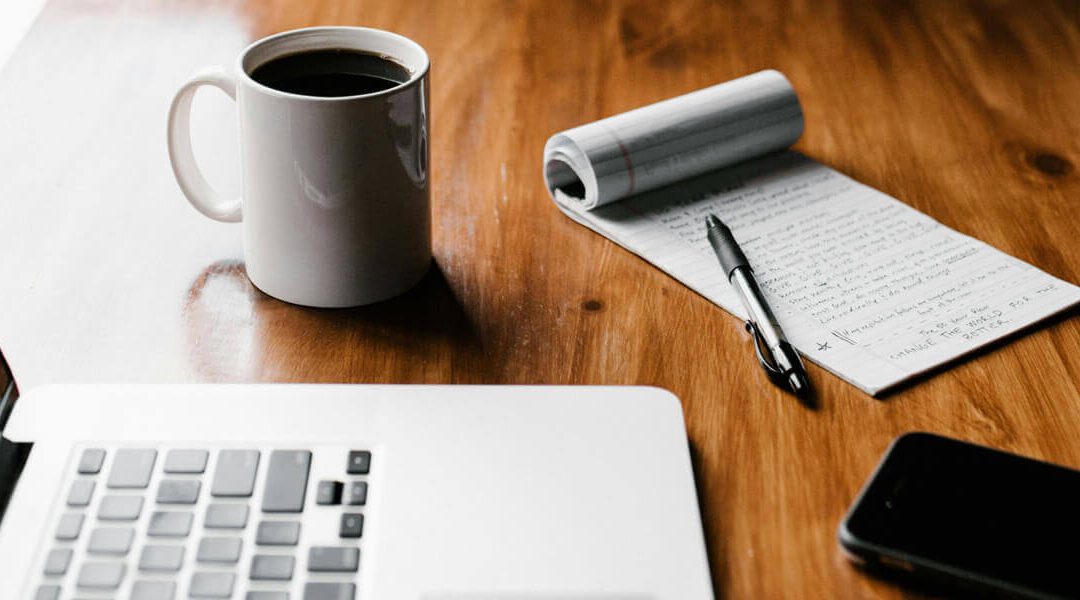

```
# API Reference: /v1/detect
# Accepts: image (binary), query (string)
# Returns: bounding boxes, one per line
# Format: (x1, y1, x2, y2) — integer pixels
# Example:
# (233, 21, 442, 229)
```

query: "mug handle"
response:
(167, 66, 242, 223)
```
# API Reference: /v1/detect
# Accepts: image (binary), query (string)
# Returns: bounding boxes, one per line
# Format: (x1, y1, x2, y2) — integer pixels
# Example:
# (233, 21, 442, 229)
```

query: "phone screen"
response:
(843, 432, 1080, 597)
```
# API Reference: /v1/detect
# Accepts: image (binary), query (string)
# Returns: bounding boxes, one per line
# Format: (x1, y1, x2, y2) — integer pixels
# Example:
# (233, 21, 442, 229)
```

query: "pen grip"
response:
(707, 224, 750, 279)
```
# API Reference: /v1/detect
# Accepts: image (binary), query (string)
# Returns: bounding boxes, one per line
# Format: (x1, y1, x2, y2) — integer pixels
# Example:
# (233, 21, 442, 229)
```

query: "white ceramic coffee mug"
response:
(168, 27, 431, 307)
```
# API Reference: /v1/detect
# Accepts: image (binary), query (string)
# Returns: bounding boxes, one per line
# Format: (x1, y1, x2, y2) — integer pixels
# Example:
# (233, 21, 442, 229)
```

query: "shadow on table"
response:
(182, 259, 483, 382)
(687, 439, 727, 597)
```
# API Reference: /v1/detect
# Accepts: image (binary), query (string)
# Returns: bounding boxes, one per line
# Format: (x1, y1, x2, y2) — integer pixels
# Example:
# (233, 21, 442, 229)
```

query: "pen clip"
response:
(745, 321, 784, 379)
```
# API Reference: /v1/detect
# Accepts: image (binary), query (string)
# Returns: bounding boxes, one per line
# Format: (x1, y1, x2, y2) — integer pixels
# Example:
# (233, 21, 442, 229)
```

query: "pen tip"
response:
(705, 214, 721, 228)
(788, 372, 811, 396)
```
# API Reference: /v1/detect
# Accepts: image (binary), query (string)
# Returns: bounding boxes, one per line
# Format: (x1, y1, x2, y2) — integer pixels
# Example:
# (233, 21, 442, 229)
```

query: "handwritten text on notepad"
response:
(568, 152, 1079, 394)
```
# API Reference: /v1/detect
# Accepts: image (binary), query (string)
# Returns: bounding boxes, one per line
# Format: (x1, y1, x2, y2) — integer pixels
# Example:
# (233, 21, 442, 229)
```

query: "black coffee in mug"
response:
(251, 49, 411, 97)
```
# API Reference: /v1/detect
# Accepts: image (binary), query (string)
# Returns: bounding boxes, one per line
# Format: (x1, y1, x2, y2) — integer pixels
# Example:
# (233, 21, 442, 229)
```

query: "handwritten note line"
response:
(555, 152, 1079, 395)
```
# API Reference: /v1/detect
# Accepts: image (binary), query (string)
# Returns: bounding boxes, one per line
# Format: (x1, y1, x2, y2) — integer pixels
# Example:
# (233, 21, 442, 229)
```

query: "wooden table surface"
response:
(3, 0, 1080, 597)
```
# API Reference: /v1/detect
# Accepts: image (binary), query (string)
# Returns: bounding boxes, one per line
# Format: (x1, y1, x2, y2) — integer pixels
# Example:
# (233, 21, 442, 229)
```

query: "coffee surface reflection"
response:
(251, 49, 410, 97)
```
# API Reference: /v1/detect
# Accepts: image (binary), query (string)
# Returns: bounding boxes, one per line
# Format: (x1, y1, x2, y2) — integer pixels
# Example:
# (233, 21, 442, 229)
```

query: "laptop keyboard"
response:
(34, 445, 372, 599)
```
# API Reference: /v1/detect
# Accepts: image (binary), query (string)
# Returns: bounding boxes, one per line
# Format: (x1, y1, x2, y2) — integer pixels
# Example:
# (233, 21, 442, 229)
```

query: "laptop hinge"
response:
(0, 349, 31, 522)
(0, 436, 31, 522)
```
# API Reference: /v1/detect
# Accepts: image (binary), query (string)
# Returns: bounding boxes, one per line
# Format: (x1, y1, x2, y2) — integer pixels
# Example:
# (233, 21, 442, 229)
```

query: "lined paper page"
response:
(555, 152, 1080, 395)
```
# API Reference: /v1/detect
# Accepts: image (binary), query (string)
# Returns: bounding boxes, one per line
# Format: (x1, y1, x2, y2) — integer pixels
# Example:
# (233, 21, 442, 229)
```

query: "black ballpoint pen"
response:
(705, 214, 812, 397)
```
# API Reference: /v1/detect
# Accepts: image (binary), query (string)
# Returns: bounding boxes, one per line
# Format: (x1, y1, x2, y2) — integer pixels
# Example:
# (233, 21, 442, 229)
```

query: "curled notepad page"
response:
(543, 70, 804, 210)
(542, 70, 1080, 395)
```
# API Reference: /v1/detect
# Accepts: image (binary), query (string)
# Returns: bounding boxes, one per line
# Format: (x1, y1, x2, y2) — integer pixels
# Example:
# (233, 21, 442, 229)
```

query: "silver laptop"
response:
(0, 384, 713, 599)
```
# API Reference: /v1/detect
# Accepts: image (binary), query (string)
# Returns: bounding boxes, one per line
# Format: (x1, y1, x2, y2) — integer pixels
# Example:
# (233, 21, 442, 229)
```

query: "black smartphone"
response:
(839, 432, 1080, 599)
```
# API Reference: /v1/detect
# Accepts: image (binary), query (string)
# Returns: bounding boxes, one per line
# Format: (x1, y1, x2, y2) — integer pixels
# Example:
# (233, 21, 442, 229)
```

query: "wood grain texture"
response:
(0, 348, 10, 399)
(7, 0, 1080, 597)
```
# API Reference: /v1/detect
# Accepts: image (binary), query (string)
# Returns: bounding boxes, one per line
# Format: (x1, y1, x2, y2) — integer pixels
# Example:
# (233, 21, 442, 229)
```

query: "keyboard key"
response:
(98, 495, 143, 520)
(88, 527, 134, 555)
(35, 585, 60, 600)
(190, 572, 235, 598)
(197, 536, 242, 563)
(316, 480, 343, 505)
(139, 544, 185, 571)
(76, 561, 125, 588)
(256, 521, 301, 546)
(211, 450, 260, 497)
(307, 546, 359, 572)
(247, 592, 288, 600)
(78, 448, 106, 474)
(43, 548, 73, 575)
(304, 582, 356, 600)
(132, 580, 177, 600)
(164, 449, 208, 473)
(250, 554, 295, 580)
(55, 513, 84, 540)
(345, 481, 367, 505)
(157, 479, 201, 504)
(346, 450, 370, 475)
(66, 479, 95, 506)
(107, 448, 157, 488)
(205, 503, 249, 528)
(148, 511, 193, 537)
(262, 450, 311, 513)
(339, 513, 364, 538)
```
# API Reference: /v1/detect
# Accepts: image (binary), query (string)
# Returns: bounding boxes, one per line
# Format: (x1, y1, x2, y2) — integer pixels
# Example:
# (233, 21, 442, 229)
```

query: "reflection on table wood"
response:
(3, 0, 1080, 598)
(0, 349, 11, 399)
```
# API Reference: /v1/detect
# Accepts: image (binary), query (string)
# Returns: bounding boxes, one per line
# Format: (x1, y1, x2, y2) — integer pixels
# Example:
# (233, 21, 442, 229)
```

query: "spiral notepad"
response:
(543, 71, 1080, 395)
